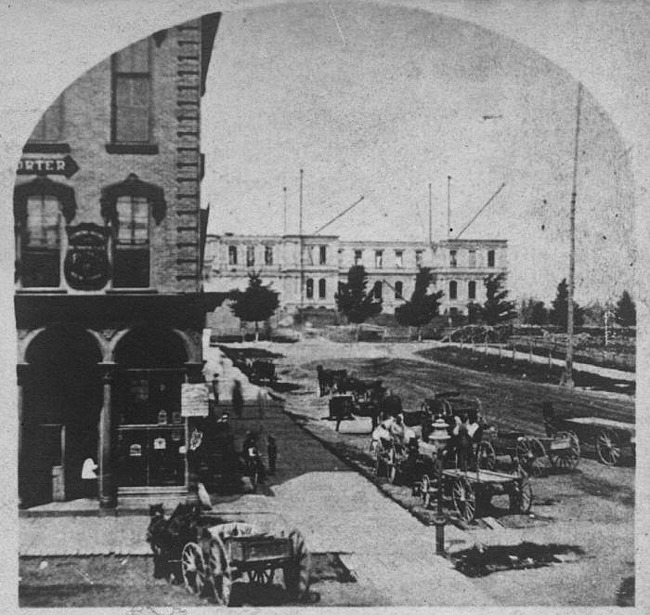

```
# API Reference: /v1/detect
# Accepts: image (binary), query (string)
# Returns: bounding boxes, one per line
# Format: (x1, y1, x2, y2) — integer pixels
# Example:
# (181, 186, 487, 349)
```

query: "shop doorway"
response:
(114, 327, 188, 492)
(22, 326, 102, 507)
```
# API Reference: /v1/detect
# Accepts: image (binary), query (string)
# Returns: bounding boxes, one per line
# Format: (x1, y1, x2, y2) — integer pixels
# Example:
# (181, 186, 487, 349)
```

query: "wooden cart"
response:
(419, 467, 533, 523)
(479, 427, 580, 476)
(552, 416, 635, 466)
(147, 505, 311, 606)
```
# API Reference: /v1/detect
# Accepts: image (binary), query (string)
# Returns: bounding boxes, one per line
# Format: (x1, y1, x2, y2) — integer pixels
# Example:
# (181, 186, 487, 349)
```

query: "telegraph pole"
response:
(428, 182, 433, 244)
(283, 186, 287, 235)
(299, 169, 304, 310)
(561, 83, 583, 388)
(447, 175, 452, 239)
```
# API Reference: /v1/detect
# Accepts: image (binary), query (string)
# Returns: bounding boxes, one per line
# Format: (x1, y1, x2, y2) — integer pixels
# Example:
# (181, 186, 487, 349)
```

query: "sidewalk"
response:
(20, 395, 495, 606)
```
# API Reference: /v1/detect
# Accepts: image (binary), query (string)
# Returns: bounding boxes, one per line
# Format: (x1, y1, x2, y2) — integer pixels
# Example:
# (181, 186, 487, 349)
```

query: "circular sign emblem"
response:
(64, 224, 109, 290)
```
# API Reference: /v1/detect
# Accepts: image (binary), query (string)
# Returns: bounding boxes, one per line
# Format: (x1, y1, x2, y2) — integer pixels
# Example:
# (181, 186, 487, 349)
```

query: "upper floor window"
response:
(100, 173, 166, 289)
(468, 280, 476, 300)
(22, 195, 62, 288)
(318, 278, 326, 299)
(14, 176, 77, 289)
(319, 245, 327, 265)
(415, 250, 423, 267)
(487, 250, 495, 268)
(264, 245, 273, 266)
(394, 280, 403, 299)
(114, 196, 150, 288)
(29, 95, 64, 144)
(305, 245, 314, 265)
(468, 249, 476, 268)
(246, 245, 255, 267)
(306, 278, 314, 299)
(395, 250, 403, 268)
(450, 250, 457, 268)
(228, 245, 238, 266)
(375, 250, 383, 268)
(354, 249, 363, 265)
(449, 280, 457, 300)
(373, 281, 382, 299)
(112, 39, 152, 144)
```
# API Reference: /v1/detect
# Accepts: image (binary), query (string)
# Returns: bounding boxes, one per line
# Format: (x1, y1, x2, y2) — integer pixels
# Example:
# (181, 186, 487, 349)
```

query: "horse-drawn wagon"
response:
(147, 503, 311, 606)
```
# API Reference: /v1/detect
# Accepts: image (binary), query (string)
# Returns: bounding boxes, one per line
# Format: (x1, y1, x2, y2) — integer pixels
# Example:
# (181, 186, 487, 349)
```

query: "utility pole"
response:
(283, 186, 287, 235)
(447, 175, 452, 239)
(428, 182, 433, 244)
(561, 83, 583, 388)
(299, 169, 304, 310)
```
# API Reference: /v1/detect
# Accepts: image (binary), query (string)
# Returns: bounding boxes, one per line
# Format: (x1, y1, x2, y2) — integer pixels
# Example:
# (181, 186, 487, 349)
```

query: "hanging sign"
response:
(181, 383, 210, 417)
(129, 444, 142, 457)
(17, 154, 79, 178)
(64, 224, 109, 290)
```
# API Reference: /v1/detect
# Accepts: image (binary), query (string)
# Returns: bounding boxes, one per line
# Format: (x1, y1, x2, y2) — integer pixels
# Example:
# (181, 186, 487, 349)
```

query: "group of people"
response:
(371, 389, 486, 472)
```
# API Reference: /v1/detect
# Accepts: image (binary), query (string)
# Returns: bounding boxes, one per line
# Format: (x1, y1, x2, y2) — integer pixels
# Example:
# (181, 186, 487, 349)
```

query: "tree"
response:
(335, 265, 382, 336)
(549, 278, 584, 331)
(615, 290, 636, 326)
(394, 268, 444, 340)
(229, 272, 280, 341)
(520, 297, 548, 325)
(481, 273, 516, 326)
(466, 301, 482, 325)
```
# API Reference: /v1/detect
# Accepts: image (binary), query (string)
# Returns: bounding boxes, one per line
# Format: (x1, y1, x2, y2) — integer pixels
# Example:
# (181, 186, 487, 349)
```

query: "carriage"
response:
(146, 503, 311, 606)
(543, 406, 635, 466)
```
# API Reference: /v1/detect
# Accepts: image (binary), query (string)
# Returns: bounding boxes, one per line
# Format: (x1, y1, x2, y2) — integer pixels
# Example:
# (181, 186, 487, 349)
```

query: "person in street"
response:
(267, 434, 277, 475)
(380, 388, 403, 420)
(232, 379, 244, 418)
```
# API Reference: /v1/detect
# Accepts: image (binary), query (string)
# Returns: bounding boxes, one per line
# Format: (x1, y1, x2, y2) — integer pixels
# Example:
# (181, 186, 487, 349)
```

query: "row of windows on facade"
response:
(18, 192, 154, 289)
(226, 245, 496, 270)
(302, 279, 478, 301)
(30, 40, 154, 146)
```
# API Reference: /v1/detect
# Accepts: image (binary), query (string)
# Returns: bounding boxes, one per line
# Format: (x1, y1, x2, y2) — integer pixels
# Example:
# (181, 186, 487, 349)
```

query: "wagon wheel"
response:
(205, 536, 232, 606)
(452, 477, 476, 523)
(516, 437, 547, 477)
(596, 429, 622, 466)
(477, 441, 497, 470)
(549, 431, 580, 471)
(284, 530, 311, 602)
(181, 542, 207, 596)
(421, 474, 432, 509)
(248, 568, 275, 584)
(509, 480, 533, 514)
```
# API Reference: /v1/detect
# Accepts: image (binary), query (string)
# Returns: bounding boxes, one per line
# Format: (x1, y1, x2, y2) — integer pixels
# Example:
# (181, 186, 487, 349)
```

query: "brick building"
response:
(15, 15, 223, 509)
(204, 233, 508, 323)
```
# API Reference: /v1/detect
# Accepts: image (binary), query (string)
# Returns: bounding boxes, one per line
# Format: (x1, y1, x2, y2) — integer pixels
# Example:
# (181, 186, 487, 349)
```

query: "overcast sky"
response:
(201, 1, 635, 305)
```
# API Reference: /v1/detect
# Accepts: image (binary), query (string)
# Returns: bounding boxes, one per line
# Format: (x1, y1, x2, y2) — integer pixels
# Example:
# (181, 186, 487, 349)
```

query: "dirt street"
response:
(264, 338, 635, 606)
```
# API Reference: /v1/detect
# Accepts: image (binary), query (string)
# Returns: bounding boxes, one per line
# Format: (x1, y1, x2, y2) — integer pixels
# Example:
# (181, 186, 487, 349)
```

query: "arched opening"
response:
(113, 327, 188, 490)
(22, 326, 102, 506)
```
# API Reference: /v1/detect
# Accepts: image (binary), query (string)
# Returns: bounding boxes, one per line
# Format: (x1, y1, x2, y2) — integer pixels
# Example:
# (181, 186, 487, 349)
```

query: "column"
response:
(98, 362, 116, 509)
(17, 363, 28, 508)
(184, 361, 204, 504)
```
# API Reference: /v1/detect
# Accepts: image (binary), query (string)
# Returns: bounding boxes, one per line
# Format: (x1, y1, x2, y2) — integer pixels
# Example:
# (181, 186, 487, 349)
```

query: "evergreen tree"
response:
(481, 273, 516, 326)
(549, 278, 584, 331)
(335, 266, 382, 335)
(229, 272, 280, 341)
(529, 300, 548, 326)
(394, 267, 444, 340)
(615, 290, 636, 326)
